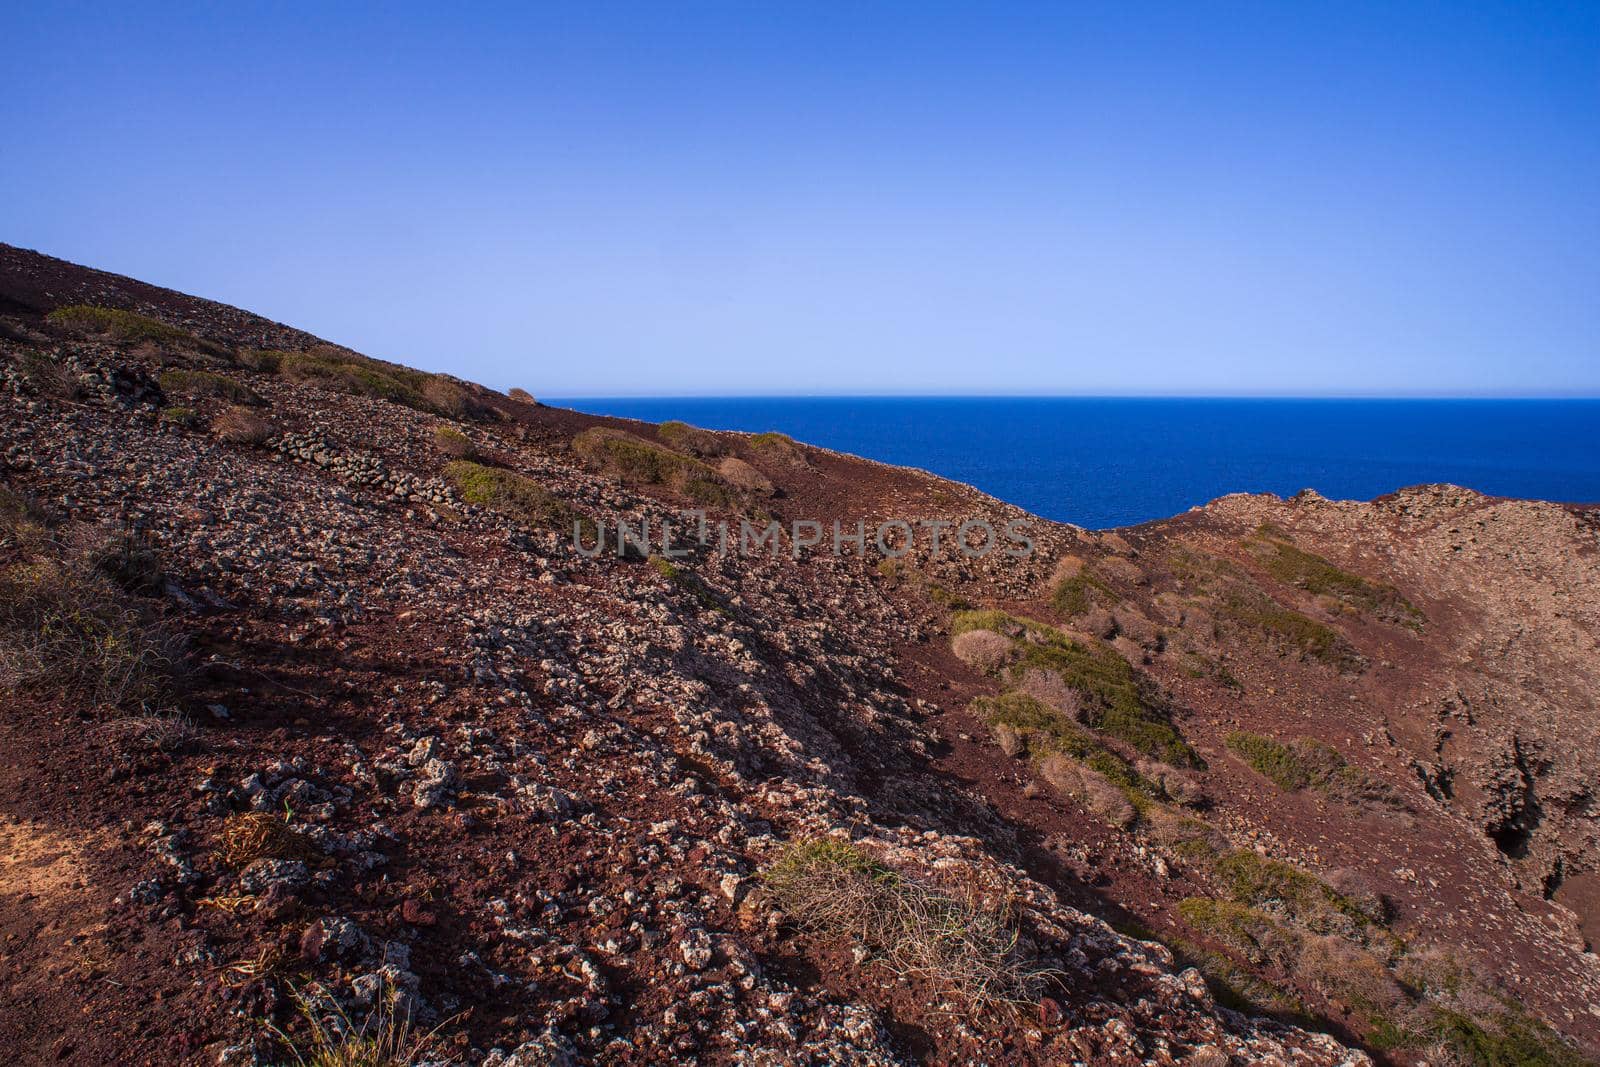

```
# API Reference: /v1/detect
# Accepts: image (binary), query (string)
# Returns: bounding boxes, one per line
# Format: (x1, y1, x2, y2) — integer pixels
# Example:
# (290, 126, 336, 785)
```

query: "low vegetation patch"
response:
(443, 461, 588, 535)
(1178, 897, 1299, 967)
(159, 405, 201, 429)
(573, 428, 738, 509)
(951, 610, 1198, 766)
(1249, 531, 1424, 630)
(1050, 566, 1118, 616)
(658, 420, 725, 457)
(159, 368, 264, 406)
(47, 305, 198, 347)
(748, 430, 807, 465)
(763, 838, 1049, 1014)
(1012, 632, 1198, 766)
(1218, 589, 1364, 671)
(973, 691, 1151, 796)
(1226, 731, 1405, 810)
(1208, 849, 1377, 939)
(278, 348, 471, 418)
(432, 425, 476, 459)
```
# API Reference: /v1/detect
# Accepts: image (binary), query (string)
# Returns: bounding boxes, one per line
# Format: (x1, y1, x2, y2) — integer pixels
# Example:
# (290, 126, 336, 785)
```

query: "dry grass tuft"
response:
(219, 812, 318, 869)
(99, 711, 197, 754)
(0, 511, 182, 711)
(763, 838, 1051, 1015)
(271, 981, 455, 1066)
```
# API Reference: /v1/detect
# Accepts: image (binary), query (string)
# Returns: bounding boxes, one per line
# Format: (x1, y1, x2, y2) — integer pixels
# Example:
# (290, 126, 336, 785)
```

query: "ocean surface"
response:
(557, 397, 1600, 529)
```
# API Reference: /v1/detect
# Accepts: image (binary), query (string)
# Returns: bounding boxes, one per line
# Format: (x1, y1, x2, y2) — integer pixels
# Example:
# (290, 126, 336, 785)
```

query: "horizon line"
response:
(541, 391, 1600, 402)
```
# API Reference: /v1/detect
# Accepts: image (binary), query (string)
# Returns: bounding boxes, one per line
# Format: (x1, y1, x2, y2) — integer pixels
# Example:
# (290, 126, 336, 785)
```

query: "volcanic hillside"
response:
(1, 242, 1596, 1066)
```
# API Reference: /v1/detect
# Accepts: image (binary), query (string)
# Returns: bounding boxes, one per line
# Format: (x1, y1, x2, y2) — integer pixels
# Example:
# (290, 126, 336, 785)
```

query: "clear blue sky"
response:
(5, 2, 1597, 396)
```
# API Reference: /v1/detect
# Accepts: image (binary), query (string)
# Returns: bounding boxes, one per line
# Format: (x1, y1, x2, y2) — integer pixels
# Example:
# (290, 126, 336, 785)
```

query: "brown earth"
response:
(1, 241, 1596, 1065)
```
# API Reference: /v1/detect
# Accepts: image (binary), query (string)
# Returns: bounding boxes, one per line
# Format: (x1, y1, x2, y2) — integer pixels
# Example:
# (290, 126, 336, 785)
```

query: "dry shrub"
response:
(951, 629, 1014, 674)
(219, 812, 317, 869)
(421, 377, 470, 418)
(1049, 554, 1084, 584)
(432, 425, 476, 459)
(991, 722, 1025, 758)
(507, 387, 537, 404)
(1111, 604, 1159, 646)
(659, 420, 726, 458)
(1080, 769, 1137, 828)
(1080, 606, 1116, 638)
(1038, 757, 1136, 827)
(717, 457, 773, 495)
(1323, 868, 1389, 925)
(1135, 759, 1207, 807)
(1097, 556, 1147, 586)
(212, 406, 275, 446)
(1015, 667, 1083, 721)
(763, 838, 1050, 1014)
(1298, 934, 1407, 1014)
(64, 522, 164, 595)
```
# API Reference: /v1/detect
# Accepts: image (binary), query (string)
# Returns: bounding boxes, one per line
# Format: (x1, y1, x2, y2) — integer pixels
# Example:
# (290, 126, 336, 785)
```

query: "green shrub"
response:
(159, 368, 264, 406)
(444, 460, 587, 534)
(973, 691, 1149, 794)
(1050, 568, 1118, 616)
(572, 428, 737, 509)
(949, 609, 1045, 638)
(763, 838, 1047, 1012)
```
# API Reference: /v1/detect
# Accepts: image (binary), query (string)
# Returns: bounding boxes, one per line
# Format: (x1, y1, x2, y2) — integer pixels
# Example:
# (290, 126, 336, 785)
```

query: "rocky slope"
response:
(0, 242, 1595, 1066)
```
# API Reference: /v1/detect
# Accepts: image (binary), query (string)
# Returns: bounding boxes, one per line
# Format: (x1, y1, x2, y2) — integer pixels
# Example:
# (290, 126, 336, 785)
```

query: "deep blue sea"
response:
(557, 398, 1600, 529)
